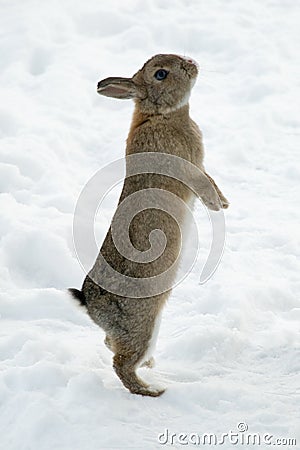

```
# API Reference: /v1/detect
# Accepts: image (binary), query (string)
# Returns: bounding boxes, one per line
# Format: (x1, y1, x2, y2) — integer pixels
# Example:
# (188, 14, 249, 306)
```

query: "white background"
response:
(0, 1, 299, 449)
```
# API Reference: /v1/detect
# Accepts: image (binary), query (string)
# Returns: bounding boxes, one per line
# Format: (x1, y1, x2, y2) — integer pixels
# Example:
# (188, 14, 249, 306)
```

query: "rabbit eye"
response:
(154, 69, 168, 81)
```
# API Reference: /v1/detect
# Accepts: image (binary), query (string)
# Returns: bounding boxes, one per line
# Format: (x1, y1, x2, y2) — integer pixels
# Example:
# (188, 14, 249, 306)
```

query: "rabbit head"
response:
(97, 54, 198, 114)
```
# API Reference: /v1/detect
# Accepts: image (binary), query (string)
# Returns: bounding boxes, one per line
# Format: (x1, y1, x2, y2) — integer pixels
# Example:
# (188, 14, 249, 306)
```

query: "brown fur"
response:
(70, 54, 229, 397)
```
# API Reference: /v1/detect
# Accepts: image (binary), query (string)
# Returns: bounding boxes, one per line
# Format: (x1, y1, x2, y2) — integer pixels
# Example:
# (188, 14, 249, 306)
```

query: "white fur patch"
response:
(139, 310, 163, 367)
(163, 91, 191, 114)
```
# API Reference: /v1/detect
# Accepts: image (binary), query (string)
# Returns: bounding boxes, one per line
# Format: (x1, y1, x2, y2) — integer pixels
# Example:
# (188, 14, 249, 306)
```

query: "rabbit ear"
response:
(97, 77, 137, 99)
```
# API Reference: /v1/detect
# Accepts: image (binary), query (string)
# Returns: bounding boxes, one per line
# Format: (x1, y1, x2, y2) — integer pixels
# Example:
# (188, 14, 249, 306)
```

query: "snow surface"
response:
(1, 0, 300, 449)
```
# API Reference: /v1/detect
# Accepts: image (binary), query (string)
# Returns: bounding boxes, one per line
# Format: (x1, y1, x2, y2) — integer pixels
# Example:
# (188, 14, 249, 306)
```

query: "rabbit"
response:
(69, 54, 229, 397)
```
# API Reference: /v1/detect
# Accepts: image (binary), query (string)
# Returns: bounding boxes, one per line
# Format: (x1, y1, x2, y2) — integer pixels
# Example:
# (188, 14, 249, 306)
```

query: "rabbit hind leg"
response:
(113, 345, 164, 397)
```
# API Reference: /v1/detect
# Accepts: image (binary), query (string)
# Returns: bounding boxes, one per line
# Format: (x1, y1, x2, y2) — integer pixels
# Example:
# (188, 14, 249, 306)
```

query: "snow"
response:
(1, 0, 299, 449)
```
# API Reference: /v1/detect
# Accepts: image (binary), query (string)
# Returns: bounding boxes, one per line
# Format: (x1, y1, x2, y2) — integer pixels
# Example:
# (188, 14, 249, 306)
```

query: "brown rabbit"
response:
(69, 54, 229, 397)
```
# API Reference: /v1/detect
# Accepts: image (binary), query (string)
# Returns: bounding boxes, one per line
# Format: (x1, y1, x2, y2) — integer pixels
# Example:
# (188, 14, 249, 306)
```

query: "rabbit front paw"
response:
(221, 197, 230, 209)
(201, 188, 222, 211)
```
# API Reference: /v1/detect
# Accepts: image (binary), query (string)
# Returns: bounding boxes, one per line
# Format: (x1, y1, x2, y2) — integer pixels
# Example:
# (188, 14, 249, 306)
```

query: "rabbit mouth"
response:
(181, 64, 198, 82)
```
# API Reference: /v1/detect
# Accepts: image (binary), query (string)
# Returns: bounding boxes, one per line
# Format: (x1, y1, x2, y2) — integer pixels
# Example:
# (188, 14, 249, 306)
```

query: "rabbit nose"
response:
(178, 55, 199, 69)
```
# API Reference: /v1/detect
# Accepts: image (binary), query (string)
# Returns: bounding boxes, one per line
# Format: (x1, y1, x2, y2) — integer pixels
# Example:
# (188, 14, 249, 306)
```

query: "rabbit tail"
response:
(68, 288, 87, 307)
